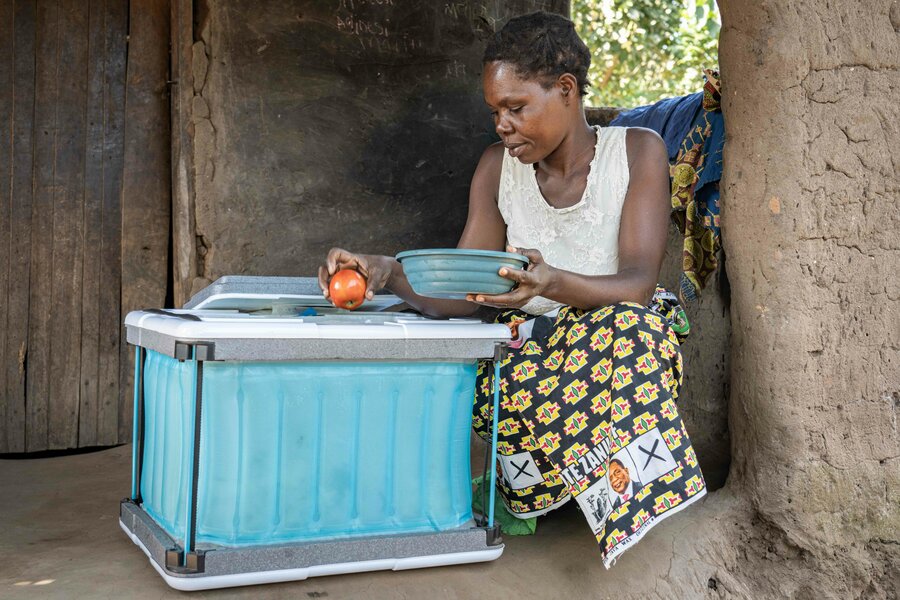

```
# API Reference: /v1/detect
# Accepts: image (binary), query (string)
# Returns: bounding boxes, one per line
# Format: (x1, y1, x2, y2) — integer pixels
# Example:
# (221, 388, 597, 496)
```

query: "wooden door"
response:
(0, 0, 170, 452)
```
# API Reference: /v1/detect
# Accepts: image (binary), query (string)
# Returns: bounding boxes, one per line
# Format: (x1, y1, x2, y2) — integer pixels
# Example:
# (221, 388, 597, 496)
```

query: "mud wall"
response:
(659, 237, 731, 489)
(706, 0, 899, 596)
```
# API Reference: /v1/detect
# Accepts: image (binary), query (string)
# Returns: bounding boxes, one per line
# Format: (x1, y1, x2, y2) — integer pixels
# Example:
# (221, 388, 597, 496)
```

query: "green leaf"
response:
(573, 0, 720, 106)
(472, 473, 538, 536)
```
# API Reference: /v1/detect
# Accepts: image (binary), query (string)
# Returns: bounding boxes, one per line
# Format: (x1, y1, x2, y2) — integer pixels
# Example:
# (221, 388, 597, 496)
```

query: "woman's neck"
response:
(539, 116, 597, 178)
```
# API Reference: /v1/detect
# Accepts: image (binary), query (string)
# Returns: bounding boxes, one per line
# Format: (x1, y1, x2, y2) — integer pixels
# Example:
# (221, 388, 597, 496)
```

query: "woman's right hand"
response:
(317, 248, 395, 304)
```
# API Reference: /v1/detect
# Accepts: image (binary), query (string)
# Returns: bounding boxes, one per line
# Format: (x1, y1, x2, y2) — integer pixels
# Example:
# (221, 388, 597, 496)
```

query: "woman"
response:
(318, 11, 706, 568)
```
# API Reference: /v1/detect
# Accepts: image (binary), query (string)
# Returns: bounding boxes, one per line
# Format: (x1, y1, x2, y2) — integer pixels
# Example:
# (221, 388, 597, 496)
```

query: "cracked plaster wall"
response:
(701, 0, 899, 596)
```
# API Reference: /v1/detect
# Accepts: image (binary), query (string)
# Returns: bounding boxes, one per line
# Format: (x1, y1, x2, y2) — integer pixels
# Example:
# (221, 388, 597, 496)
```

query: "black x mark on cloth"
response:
(639, 439, 664, 470)
(511, 459, 534, 480)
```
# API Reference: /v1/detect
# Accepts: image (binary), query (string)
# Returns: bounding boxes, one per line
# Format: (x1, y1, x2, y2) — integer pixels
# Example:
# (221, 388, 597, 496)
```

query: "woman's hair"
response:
(483, 11, 591, 97)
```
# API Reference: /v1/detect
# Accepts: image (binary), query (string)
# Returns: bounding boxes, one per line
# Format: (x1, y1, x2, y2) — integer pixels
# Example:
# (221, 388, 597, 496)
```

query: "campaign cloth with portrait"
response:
(472, 298, 706, 567)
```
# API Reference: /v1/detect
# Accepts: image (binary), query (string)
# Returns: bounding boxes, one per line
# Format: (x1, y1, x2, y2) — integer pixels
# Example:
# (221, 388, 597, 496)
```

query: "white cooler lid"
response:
(135, 276, 510, 360)
(183, 275, 402, 312)
(125, 309, 509, 340)
(125, 309, 510, 361)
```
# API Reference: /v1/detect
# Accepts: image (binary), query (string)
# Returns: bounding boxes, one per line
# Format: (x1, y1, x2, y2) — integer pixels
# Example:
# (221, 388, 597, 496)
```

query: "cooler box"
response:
(119, 277, 510, 591)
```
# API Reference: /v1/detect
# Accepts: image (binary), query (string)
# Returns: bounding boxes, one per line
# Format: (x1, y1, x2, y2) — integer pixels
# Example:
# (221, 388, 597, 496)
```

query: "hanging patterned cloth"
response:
(669, 70, 724, 300)
(611, 70, 725, 301)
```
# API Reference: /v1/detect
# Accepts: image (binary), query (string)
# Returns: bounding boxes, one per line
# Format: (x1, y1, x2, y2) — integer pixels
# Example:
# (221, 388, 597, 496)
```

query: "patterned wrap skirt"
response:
(472, 291, 706, 567)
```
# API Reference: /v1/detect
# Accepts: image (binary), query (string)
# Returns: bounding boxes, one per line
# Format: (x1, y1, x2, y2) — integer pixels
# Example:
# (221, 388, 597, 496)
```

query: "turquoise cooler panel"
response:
(140, 350, 476, 546)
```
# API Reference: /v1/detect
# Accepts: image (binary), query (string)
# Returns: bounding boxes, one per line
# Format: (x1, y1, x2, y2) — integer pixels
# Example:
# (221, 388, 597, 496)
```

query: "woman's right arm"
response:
(318, 143, 507, 318)
(385, 142, 507, 317)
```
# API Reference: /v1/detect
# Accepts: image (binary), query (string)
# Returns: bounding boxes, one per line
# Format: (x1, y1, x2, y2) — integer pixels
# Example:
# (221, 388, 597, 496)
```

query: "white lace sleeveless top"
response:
(498, 126, 630, 315)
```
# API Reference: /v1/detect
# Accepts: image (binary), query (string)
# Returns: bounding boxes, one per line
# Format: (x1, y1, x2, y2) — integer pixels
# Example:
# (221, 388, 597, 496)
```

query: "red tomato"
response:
(329, 269, 367, 310)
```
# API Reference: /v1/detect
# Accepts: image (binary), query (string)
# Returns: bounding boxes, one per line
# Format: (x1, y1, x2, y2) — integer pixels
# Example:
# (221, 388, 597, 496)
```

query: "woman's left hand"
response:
(466, 246, 555, 309)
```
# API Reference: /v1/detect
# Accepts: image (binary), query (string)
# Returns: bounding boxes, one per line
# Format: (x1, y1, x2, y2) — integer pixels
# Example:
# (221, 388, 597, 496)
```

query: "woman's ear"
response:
(558, 73, 578, 105)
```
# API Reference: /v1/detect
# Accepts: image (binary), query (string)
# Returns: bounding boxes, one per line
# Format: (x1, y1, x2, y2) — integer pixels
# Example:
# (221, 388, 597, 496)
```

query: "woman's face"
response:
(482, 61, 570, 164)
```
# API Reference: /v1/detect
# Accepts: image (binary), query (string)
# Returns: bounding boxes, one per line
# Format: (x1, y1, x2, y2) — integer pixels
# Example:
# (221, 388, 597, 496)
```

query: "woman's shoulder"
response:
(479, 141, 506, 169)
(468, 141, 508, 208)
(621, 126, 665, 146)
(617, 126, 667, 172)
(597, 125, 662, 148)
(622, 126, 665, 154)
(472, 141, 506, 186)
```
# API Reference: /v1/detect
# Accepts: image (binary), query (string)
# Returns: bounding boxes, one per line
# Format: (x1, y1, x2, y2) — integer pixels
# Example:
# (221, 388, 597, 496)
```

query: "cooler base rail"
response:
(120, 499, 504, 592)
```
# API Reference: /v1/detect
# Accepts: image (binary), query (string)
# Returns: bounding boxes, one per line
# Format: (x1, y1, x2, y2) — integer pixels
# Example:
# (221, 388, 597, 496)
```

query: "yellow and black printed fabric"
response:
(472, 297, 707, 568)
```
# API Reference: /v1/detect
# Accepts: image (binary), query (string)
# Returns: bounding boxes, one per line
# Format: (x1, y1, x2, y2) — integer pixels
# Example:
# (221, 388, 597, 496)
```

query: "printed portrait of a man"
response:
(608, 456, 644, 510)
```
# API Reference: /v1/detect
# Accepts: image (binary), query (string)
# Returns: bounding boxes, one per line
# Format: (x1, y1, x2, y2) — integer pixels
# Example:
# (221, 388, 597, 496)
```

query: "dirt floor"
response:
(0, 444, 719, 599)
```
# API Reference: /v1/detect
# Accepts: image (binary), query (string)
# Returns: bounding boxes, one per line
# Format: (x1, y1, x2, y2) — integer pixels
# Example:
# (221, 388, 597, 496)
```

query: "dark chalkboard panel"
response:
(177, 0, 569, 301)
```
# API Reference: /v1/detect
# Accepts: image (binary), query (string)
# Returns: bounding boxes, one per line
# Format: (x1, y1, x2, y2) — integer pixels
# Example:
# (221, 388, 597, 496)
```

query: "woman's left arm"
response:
(470, 128, 670, 309)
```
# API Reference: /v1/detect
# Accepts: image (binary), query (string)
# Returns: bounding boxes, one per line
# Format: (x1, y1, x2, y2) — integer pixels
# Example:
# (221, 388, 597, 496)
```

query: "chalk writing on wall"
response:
(333, 0, 426, 56)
